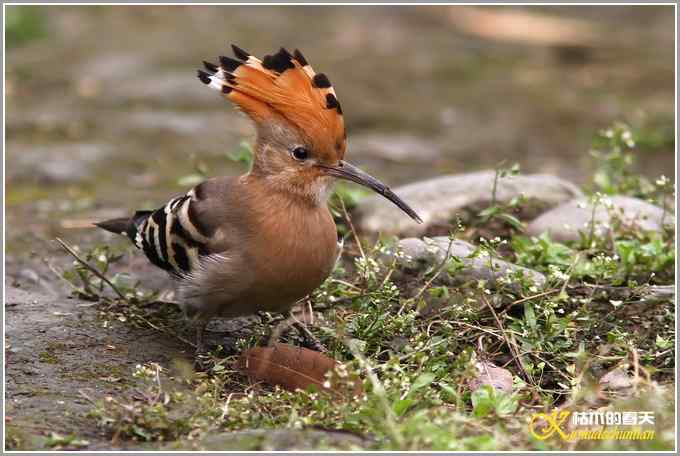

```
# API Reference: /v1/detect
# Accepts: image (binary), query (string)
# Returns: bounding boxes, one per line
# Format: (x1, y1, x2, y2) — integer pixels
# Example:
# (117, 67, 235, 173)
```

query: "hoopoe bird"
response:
(96, 45, 422, 352)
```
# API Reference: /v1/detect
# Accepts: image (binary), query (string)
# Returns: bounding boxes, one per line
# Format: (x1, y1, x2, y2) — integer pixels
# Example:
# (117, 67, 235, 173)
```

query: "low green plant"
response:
(590, 122, 653, 196)
(226, 140, 255, 170)
(470, 384, 518, 418)
(6, 6, 46, 49)
(477, 162, 525, 232)
(67, 122, 674, 451)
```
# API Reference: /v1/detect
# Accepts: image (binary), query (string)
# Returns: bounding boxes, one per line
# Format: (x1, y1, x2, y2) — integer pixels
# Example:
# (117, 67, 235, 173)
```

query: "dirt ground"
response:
(4, 4, 676, 450)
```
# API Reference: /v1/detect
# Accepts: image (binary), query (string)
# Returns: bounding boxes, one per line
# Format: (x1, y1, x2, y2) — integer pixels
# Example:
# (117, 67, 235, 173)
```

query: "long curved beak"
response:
(319, 160, 423, 224)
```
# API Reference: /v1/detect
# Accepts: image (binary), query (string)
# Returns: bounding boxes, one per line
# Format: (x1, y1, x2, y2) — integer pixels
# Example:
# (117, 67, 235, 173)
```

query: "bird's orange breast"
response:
(241, 188, 339, 312)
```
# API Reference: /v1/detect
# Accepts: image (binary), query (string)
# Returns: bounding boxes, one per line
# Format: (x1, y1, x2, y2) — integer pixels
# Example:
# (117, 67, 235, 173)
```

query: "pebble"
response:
(354, 171, 583, 236)
(526, 195, 672, 242)
(389, 236, 546, 291)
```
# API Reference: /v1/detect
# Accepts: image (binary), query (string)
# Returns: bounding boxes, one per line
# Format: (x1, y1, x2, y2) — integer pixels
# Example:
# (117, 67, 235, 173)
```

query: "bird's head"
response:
(198, 45, 421, 223)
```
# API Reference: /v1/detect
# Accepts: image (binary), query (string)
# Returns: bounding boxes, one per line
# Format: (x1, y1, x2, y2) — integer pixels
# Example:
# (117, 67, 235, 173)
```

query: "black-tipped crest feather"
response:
(231, 44, 250, 61)
(219, 55, 242, 72)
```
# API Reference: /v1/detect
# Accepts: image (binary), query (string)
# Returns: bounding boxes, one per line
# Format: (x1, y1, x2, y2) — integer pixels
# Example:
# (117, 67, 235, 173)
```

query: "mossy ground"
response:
(7, 156, 674, 450)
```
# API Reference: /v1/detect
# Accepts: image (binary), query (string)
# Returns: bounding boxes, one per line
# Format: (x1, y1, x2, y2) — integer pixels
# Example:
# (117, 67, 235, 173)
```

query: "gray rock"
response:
(599, 367, 633, 392)
(126, 111, 219, 135)
(392, 236, 546, 291)
(354, 171, 583, 236)
(10, 143, 112, 184)
(108, 71, 217, 106)
(526, 195, 673, 242)
(350, 133, 440, 161)
(164, 428, 367, 451)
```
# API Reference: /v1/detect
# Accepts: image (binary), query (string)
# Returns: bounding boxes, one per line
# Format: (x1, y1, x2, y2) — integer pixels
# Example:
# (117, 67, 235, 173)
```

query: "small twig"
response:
(53, 239, 195, 349)
(586, 196, 601, 248)
(339, 197, 366, 262)
(527, 352, 572, 383)
(559, 251, 581, 297)
(43, 257, 89, 296)
(54, 237, 128, 302)
(330, 278, 362, 290)
(480, 293, 532, 383)
(399, 237, 455, 315)
(343, 337, 404, 447)
(134, 313, 196, 349)
(220, 392, 235, 421)
(476, 335, 487, 354)
(454, 321, 504, 340)
(511, 290, 559, 305)
(152, 362, 163, 403)
(267, 308, 317, 348)
(329, 292, 367, 306)
(629, 346, 641, 385)
(290, 311, 327, 353)
(414, 237, 455, 301)
(500, 289, 560, 316)
(78, 389, 97, 405)
(570, 283, 675, 303)
(268, 314, 298, 346)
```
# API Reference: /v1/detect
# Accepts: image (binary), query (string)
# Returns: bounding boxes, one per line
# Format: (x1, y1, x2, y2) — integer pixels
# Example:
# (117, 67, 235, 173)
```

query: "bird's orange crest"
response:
(198, 45, 346, 161)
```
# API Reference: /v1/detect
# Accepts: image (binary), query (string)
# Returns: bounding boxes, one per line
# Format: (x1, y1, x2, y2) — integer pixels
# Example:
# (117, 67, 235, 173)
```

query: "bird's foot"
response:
(294, 321, 327, 353)
(192, 321, 211, 370)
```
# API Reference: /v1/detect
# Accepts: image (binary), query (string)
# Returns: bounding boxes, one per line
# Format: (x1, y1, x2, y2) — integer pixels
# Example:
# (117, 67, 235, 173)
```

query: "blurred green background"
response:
(5, 5, 675, 252)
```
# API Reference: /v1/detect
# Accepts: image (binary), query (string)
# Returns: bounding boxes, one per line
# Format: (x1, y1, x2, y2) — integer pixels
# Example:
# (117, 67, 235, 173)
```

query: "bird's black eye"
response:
(291, 146, 309, 161)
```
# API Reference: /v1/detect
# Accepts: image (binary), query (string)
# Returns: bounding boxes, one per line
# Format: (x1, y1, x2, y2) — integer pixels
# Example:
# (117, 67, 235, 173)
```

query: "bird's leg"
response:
(293, 321, 327, 353)
(192, 319, 212, 371)
(194, 318, 208, 355)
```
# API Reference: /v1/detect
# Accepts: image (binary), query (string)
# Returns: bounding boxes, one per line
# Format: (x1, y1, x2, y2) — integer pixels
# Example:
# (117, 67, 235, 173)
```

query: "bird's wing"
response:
(129, 177, 239, 277)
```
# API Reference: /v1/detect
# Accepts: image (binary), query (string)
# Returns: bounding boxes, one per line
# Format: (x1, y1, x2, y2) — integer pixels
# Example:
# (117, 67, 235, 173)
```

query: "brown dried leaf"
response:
(599, 367, 633, 391)
(468, 361, 514, 394)
(237, 343, 362, 397)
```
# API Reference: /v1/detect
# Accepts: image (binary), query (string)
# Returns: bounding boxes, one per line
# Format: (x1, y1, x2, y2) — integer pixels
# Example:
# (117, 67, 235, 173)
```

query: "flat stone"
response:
(9, 143, 113, 184)
(391, 236, 546, 291)
(354, 171, 583, 236)
(164, 428, 367, 451)
(526, 195, 673, 242)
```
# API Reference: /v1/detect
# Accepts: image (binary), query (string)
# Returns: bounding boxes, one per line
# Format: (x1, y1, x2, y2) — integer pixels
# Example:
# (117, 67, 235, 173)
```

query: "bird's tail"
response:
(94, 211, 152, 245)
(94, 217, 130, 235)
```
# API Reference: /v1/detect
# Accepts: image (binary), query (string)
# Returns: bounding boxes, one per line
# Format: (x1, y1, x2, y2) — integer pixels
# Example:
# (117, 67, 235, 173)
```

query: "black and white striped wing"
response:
(130, 188, 212, 276)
